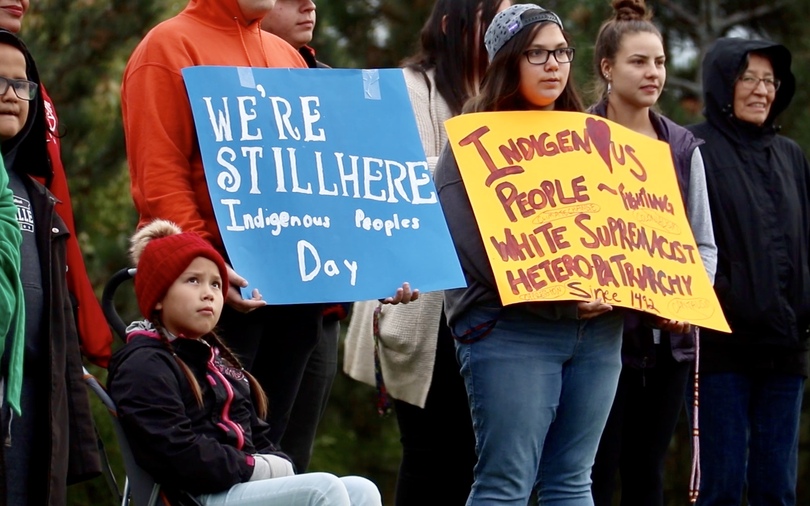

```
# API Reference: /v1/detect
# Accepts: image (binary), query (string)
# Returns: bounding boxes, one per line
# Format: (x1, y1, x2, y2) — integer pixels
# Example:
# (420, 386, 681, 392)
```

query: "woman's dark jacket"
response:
(589, 100, 713, 368)
(107, 330, 290, 497)
(0, 29, 101, 505)
(687, 38, 810, 376)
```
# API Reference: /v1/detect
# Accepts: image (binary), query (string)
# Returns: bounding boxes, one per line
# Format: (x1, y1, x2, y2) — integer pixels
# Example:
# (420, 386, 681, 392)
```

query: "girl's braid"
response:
(152, 317, 204, 408)
(202, 332, 269, 420)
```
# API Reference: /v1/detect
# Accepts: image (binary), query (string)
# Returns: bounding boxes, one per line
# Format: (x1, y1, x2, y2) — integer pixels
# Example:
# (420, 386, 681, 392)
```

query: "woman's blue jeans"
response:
(693, 372, 804, 506)
(452, 306, 623, 505)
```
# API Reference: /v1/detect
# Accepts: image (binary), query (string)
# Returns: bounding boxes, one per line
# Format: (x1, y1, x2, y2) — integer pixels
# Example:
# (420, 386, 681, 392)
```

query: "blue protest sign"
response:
(182, 66, 465, 304)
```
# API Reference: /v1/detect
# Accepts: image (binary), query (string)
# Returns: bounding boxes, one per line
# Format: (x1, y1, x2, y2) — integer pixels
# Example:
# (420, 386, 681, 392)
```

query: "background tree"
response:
(18, 0, 808, 504)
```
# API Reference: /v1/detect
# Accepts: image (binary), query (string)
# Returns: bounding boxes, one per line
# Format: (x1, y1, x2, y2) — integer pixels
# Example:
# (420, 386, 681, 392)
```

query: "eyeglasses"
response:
(0, 76, 38, 101)
(523, 47, 575, 65)
(737, 75, 781, 92)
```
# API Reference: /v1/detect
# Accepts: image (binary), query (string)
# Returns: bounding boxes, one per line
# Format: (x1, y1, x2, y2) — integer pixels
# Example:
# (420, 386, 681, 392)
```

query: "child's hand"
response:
(226, 265, 267, 313)
(249, 454, 295, 480)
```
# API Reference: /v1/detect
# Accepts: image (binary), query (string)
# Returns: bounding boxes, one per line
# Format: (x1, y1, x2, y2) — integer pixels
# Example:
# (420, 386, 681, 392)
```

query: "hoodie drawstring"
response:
(235, 17, 271, 68)
(235, 17, 254, 67)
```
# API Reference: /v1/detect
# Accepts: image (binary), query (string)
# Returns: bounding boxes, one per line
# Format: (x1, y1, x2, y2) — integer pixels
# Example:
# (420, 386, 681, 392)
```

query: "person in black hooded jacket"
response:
(0, 29, 101, 505)
(687, 37, 810, 506)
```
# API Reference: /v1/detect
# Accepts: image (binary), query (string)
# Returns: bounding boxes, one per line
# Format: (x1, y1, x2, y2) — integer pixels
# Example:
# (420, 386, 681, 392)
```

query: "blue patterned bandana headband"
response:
(484, 3, 564, 61)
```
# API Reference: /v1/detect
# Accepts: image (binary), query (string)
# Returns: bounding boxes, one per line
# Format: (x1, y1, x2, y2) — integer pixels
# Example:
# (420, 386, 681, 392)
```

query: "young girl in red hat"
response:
(107, 219, 381, 506)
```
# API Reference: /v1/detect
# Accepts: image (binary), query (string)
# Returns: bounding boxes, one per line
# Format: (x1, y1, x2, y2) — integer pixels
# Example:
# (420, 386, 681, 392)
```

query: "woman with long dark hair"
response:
(434, 4, 634, 503)
(344, 1, 508, 503)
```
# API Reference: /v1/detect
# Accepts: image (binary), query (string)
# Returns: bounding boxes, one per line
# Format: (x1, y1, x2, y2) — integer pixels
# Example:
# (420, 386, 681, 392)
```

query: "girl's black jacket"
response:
(107, 327, 291, 496)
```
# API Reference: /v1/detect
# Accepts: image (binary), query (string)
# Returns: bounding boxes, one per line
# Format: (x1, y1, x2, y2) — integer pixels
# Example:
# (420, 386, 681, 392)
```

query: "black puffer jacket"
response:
(688, 38, 810, 375)
(107, 328, 291, 497)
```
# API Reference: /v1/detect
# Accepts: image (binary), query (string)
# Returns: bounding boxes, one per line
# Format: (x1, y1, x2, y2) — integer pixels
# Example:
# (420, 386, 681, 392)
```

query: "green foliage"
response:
(314, 0, 435, 68)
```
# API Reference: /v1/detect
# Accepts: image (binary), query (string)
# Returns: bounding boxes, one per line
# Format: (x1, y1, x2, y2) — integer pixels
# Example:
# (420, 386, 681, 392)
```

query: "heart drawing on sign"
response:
(585, 116, 613, 173)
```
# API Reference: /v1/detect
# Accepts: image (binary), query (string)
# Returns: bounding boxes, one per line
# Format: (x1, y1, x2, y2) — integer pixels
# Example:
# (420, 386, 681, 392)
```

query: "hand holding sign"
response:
(647, 315, 691, 335)
(225, 265, 267, 313)
(577, 298, 613, 320)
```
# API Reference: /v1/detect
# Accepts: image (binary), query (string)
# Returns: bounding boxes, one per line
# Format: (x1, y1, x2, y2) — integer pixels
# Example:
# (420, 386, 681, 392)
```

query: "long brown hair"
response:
(464, 21, 584, 113)
(592, 0, 661, 98)
(151, 318, 269, 419)
(401, 0, 508, 115)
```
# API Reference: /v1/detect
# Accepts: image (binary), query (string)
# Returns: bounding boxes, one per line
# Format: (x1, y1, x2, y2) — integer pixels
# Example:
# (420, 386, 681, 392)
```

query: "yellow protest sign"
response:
(444, 111, 730, 333)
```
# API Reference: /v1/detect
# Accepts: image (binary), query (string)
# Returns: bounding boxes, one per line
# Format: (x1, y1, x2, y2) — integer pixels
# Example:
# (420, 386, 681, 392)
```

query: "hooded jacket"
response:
(107, 327, 289, 498)
(688, 38, 810, 376)
(122, 0, 307, 254)
(0, 29, 101, 504)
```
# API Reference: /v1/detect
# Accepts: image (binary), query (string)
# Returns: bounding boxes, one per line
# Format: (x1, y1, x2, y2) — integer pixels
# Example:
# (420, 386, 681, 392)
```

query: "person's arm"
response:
(123, 62, 271, 313)
(687, 147, 717, 283)
(109, 349, 255, 495)
(246, 391, 296, 476)
(378, 282, 419, 305)
(122, 62, 210, 241)
(0, 158, 24, 415)
(641, 148, 712, 336)
(224, 265, 268, 312)
(805, 155, 810, 272)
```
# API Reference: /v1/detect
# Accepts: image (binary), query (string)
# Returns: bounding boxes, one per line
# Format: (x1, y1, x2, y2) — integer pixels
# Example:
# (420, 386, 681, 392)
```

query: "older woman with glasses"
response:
(687, 37, 810, 506)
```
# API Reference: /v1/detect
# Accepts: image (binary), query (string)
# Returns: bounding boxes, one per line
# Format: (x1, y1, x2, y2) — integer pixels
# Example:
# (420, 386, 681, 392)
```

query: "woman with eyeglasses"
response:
(345, 0, 510, 504)
(586, 1, 716, 505)
(433, 4, 627, 503)
(685, 37, 810, 506)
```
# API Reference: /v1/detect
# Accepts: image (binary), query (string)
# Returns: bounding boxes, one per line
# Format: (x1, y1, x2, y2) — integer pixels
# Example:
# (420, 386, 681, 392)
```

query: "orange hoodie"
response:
(122, 0, 306, 254)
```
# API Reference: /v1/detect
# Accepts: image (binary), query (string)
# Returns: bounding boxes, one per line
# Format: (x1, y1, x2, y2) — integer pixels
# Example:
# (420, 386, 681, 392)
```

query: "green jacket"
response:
(0, 155, 24, 414)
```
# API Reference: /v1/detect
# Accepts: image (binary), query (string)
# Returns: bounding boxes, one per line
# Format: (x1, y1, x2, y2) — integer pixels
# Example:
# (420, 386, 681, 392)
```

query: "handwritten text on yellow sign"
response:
(445, 111, 729, 332)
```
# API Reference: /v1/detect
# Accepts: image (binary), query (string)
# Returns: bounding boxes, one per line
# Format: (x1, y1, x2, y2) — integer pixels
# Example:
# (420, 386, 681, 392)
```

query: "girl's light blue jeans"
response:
(452, 305, 623, 505)
(197, 473, 382, 506)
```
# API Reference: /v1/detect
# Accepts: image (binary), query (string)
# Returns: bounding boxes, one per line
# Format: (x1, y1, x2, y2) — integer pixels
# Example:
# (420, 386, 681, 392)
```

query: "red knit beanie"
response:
(130, 220, 229, 319)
